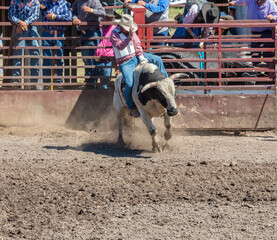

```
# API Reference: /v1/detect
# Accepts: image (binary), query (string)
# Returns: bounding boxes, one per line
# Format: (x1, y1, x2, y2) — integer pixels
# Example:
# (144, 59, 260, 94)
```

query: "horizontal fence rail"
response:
(0, 5, 276, 95)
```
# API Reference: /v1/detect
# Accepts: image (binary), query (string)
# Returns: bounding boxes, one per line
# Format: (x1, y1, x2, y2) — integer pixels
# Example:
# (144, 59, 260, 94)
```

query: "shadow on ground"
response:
(173, 129, 277, 138)
(43, 142, 151, 159)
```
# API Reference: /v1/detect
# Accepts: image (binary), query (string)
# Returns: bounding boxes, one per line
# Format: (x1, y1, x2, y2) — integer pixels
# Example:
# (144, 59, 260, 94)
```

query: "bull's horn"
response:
(141, 82, 159, 93)
(169, 73, 189, 81)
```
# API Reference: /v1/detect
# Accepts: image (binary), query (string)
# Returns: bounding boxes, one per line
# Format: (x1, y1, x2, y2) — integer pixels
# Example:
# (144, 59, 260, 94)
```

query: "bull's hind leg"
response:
(117, 107, 127, 147)
(113, 89, 126, 147)
(140, 111, 161, 152)
(163, 115, 173, 150)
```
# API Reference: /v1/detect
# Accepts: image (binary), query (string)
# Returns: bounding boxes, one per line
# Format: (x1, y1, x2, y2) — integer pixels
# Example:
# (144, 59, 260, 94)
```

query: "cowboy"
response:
(8, 0, 40, 84)
(40, 0, 72, 85)
(124, 0, 169, 45)
(110, 14, 168, 117)
(72, 0, 106, 81)
(172, 1, 220, 48)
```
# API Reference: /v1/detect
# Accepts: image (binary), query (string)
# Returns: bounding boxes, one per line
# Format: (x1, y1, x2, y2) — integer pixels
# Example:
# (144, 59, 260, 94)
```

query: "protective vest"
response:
(112, 28, 135, 60)
(144, 0, 169, 35)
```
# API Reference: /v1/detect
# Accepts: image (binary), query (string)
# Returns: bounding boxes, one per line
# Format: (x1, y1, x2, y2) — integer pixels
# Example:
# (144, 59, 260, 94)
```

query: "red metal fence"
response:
(0, 4, 277, 129)
(0, 5, 276, 92)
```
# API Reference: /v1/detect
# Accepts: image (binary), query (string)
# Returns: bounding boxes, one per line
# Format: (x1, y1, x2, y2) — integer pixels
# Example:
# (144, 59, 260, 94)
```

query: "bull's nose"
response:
(167, 108, 178, 116)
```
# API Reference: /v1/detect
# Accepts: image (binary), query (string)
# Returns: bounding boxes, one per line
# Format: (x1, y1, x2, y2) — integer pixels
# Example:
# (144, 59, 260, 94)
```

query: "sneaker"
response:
(128, 109, 140, 118)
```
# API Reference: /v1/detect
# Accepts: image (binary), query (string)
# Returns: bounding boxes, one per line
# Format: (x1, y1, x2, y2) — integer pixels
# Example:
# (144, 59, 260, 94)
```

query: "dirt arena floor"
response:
(0, 121, 277, 239)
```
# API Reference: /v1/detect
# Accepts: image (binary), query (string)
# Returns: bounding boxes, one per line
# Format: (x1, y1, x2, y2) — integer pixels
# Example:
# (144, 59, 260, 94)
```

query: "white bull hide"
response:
(113, 63, 183, 152)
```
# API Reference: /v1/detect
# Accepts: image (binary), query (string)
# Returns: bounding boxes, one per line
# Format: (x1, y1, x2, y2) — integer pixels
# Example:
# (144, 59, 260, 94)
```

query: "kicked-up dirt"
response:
(0, 123, 276, 239)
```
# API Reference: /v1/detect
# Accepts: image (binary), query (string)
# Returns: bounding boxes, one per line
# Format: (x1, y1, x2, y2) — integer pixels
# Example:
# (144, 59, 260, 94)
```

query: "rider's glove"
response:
(139, 55, 148, 65)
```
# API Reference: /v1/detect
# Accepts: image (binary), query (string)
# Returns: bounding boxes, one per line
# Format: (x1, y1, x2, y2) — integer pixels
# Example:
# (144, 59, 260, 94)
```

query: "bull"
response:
(113, 63, 186, 152)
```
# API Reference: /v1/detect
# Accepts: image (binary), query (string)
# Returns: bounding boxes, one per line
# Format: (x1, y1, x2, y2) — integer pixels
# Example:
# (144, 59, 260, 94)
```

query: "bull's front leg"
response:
(164, 114, 173, 141)
(163, 114, 172, 150)
(140, 110, 161, 152)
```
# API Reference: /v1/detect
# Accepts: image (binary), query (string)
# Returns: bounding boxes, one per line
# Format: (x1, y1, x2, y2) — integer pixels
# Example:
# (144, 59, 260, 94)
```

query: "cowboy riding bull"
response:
(113, 63, 187, 152)
(110, 14, 188, 152)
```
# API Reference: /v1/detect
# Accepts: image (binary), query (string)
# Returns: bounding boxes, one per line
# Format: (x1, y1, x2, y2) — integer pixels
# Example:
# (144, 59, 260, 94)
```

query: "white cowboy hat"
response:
(118, 14, 138, 32)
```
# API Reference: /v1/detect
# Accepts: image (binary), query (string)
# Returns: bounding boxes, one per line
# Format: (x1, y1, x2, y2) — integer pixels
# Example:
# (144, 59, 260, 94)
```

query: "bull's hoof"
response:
(117, 136, 126, 147)
(164, 130, 172, 141)
(162, 143, 170, 151)
(152, 144, 162, 153)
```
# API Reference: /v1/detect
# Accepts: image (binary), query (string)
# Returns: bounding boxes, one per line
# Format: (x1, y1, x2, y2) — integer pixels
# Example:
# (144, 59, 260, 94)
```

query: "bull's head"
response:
(141, 78, 178, 116)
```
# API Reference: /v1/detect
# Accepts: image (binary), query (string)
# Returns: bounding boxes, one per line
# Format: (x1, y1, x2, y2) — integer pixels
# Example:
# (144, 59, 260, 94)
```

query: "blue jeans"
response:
(91, 60, 112, 89)
(13, 25, 39, 82)
(236, 6, 251, 37)
(42, 31, 64, 83)
(154, 29, 169, 46)
(143, 53, 168, 78)
(119, 53, 168, 109)
(81, 29, 101, 79)
(120, 56, 139, 109)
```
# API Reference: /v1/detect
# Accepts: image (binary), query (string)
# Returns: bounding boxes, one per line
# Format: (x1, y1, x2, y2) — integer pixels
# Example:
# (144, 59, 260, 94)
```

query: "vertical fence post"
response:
(203, 42, 207, 94)
(273, 26, 277, 129)
(146, 27, 153, 50)
(218, 26, 222, 87)
(126, 5, 146, 48)
(1, 0, 6, 56)
(21, 58, 24, 90)
(53, 29, 58, 90)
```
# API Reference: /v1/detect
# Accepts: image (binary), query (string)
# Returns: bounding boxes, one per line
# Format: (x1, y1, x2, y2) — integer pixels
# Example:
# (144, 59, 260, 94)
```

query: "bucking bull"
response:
(113, 63, 186, 152)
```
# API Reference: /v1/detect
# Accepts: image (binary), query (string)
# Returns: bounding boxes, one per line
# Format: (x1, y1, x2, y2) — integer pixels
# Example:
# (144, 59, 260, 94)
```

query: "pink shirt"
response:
(95, 25, 116, 57)
(110, 26, 144, 65)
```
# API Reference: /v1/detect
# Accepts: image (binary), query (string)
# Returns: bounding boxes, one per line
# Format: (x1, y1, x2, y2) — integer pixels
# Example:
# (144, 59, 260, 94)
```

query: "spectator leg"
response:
(251, 32, 262, 67)
(102, 61, 112, 89)
(90, 60, 101, 88)
(153, 29, 169, 46)
(56, 33, 65, 84)
(90, 61, 111, 89)
(42, 31, 53, 84)
(12, 31, 26, 83)
(28, 26, 39, 83)
(81, 29, 101, 82)
(261, 30, 274, 60)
